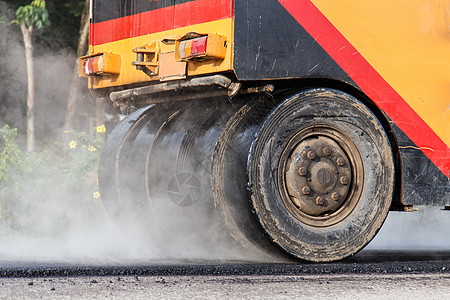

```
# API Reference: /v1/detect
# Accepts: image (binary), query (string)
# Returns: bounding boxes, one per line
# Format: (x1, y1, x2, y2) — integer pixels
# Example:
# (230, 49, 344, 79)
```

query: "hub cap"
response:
(278, 126, 363, 227)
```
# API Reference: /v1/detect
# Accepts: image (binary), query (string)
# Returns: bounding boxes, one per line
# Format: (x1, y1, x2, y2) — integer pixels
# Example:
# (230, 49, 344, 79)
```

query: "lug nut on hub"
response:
(322, 147, 332, 156)
(340, 176, 349, 185)
(336, 157, 346, 166)
(301, 186, 310, 195)
(298, 167, 307, 176)
(315, 196, 324, 206)
(331, 192, 341, 201)
(307, 151, 316, 160)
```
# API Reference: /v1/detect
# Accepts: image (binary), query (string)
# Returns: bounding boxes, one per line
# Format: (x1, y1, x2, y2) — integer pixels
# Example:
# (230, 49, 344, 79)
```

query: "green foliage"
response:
(0, 13, 7, 24)
(0, 125, 105, 235)
(0, 125, 28, 181)
(62, 129, 104, 199)
(12, 0, 50, 30)
(2, 0, 86, 50)
(64, 1, 85, 19)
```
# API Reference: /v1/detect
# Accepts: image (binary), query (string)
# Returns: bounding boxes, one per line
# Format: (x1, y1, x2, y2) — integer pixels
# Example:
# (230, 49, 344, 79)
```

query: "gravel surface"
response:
(0, 250, 449, 299)
(1, 273, 449, 299)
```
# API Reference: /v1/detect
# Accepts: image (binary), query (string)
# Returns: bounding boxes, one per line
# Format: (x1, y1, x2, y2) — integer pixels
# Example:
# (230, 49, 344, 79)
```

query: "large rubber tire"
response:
(212, 93, 282, 257)
(143, 100, 234, 244)
(98, 105, 156, 223)
(100, 99, 242, 251)
(248, 88, 395, 262)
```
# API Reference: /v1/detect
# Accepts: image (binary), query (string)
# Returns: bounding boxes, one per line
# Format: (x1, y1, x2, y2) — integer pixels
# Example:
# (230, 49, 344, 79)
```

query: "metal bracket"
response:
(132, 41, 160, 77)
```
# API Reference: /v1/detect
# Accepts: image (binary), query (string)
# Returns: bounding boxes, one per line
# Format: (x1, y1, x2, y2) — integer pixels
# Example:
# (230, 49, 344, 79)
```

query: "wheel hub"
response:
(278, 126, 362, 227)
(285, 135, 352, 217)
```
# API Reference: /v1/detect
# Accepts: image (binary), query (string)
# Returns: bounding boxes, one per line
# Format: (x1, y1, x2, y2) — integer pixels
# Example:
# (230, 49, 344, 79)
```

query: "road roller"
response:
(80, 0, 450, 262)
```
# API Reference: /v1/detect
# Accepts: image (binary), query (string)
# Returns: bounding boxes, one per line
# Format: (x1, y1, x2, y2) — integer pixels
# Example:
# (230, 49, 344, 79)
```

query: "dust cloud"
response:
(0, 7, 261, 265)
(367, 207, 450, 251)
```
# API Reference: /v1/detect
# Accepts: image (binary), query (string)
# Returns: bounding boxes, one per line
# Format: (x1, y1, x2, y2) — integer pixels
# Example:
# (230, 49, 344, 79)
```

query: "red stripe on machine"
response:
(278, 0, 449, 177)
(91, 0, 232, 46)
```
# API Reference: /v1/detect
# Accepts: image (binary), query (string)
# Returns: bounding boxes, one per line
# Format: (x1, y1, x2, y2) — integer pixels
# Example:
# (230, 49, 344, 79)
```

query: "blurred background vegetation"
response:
(0, 0, 95, 149)
(0, 0, 107, 233)
(0, 124, 104, 235)
(4, 0, 85, 49)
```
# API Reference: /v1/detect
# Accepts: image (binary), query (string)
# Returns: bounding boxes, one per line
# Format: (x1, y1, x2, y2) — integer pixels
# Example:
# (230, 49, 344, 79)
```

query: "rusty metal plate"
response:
(159, 51, 187, 82)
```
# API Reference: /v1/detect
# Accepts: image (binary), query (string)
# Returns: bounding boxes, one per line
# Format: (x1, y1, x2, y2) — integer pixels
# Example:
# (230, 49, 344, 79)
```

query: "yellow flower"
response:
(88, 145, 97, 152)
(96, 125, 106, 133)
(93, 191, 101, 199)
(69, 140, 77, 149)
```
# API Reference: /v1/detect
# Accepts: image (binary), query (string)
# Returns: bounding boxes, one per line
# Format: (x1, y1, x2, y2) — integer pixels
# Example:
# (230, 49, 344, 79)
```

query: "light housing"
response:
(175, 33, 227, 61)
(79, 53, 122, 77)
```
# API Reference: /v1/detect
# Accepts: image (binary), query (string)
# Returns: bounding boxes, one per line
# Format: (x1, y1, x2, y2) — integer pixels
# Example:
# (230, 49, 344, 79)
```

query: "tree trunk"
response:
(20, 23, 35, 152)
(64, 0, 91, 132)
